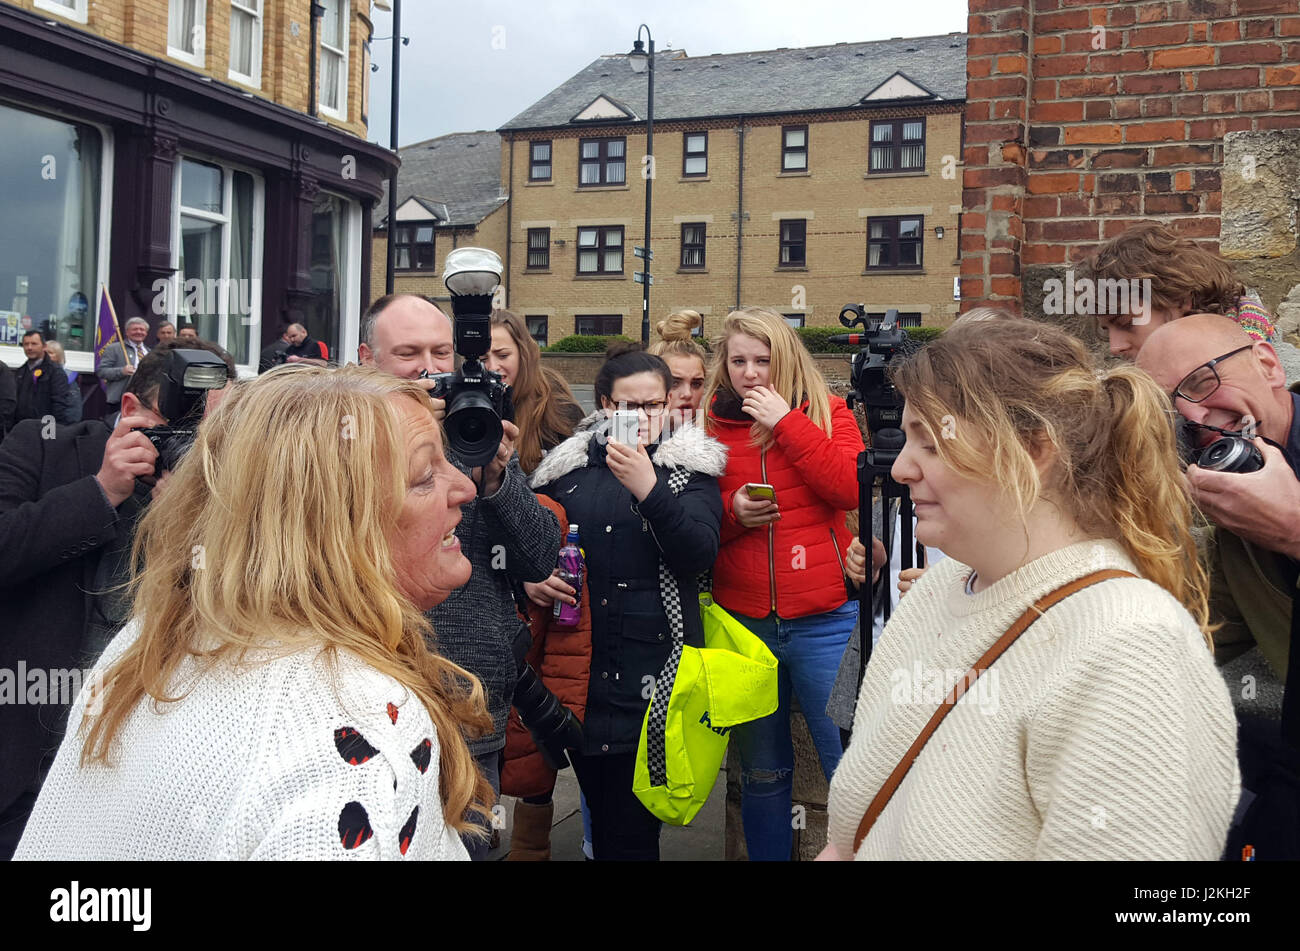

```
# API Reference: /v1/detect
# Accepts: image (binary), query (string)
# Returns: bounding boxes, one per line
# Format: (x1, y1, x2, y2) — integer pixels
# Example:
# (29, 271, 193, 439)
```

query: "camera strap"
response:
(851, 568, 1136, 854)
(1285, 585, 1300, 749)
(645, 466, 709, 788)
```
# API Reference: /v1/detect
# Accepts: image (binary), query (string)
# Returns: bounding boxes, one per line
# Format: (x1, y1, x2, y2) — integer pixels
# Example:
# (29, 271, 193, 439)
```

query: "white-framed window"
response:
(34, 0, 88, 24)
(305, 192, 361, 366)
(0, 102, 113, 373)
(163, 156, 264, 373)
(229, 0, 263, 87)
(319, 0, 349, 120)
(168, 0, 207, 68)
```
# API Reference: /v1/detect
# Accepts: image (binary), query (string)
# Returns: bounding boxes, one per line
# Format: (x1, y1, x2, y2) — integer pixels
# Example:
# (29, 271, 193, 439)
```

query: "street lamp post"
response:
(384, 0, 403, 294)
(628, 26, 654, 346)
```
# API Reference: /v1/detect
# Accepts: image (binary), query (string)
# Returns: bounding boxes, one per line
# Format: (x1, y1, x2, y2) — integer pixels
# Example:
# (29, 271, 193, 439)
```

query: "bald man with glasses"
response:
(1139, 313, 1300, 860)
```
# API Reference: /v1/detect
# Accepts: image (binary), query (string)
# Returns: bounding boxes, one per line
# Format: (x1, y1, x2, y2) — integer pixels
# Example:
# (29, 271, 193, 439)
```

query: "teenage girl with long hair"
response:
(649, 309, 709, 429)
(702, 306, 865, 861)
(484, 309, 588, 860)
(822, 316, 1239, 860)
(485, 309, 585, 475)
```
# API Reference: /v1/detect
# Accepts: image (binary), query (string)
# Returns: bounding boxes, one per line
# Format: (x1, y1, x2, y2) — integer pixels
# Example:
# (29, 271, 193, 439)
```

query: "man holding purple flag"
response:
(93, 288, 140, 421)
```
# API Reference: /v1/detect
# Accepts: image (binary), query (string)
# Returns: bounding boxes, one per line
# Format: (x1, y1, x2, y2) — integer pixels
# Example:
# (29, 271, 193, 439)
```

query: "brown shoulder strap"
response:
(852, 568, 1136, 854)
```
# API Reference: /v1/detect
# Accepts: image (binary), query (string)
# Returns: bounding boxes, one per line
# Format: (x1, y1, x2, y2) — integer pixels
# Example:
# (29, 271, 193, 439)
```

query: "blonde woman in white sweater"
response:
(823, 316, 1239, 861)
(16, 366, 494, 860)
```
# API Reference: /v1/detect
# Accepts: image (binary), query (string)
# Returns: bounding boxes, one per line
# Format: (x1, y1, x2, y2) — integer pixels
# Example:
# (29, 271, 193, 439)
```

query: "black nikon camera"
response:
(139, 347, 229, 477)
(424, 248, 515, 468)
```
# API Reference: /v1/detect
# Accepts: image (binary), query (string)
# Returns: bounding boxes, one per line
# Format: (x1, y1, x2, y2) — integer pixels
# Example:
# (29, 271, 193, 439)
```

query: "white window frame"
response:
(166, 155, 265, 378)
(0, 105, 112, 375)
(318, 0, 349, 121)
(228, 0, 263, 88)
(167, 0, 208, 69)
(335, 194, 363, 368)
(34, 0, 88, 24)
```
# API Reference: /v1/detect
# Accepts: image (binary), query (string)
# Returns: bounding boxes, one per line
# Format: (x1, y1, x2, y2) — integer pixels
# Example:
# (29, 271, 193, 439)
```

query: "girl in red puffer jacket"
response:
(703, 306, 864, 862)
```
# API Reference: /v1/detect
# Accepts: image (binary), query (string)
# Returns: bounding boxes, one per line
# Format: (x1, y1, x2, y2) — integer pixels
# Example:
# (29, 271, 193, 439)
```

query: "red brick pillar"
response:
(962, 0, 1032, 313)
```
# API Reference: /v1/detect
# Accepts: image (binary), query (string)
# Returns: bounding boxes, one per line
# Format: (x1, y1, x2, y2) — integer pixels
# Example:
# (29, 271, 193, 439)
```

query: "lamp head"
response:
(628, 39, 648, 73)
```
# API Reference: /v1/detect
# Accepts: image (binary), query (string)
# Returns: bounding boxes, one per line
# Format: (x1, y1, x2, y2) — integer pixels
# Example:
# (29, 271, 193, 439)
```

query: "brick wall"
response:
(962, 0, 1300, 316)
(8, 0, 370, 138)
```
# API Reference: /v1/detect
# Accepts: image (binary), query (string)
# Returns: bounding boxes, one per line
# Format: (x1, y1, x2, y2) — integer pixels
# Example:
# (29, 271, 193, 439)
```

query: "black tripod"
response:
(854, 429, 922, 683)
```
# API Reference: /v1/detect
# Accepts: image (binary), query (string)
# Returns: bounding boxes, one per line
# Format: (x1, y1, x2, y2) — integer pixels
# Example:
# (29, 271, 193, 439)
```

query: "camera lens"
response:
(445, 390, 503, 468)
(1197, 436, 1264, 474)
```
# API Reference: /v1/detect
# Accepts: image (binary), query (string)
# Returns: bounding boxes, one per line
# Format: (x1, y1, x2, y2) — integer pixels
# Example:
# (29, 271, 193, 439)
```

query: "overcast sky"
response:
(364, 0, 969, 147)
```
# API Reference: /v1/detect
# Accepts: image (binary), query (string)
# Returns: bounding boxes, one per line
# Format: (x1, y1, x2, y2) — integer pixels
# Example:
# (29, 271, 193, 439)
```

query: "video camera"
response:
(831, 306, 912, 465)
(139, 348, 228, 476)
(831, 307, 918, 682)
(422, 248, 515, 469)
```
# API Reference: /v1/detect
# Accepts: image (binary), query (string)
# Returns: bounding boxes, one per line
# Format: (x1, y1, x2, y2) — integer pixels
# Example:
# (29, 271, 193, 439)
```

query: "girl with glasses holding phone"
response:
(529, 342, 725, 860)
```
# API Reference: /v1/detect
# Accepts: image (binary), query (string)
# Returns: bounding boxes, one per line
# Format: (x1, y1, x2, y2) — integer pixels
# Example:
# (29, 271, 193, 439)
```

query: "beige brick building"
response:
(0, 1, 395, 382)
(494, 35, 966, 345)
(370, 132, 510, 314)
(7, 0, 371, 136)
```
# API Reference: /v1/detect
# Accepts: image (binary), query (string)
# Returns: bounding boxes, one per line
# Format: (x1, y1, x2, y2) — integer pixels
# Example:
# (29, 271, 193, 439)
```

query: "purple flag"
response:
(94, 286, 123, 393)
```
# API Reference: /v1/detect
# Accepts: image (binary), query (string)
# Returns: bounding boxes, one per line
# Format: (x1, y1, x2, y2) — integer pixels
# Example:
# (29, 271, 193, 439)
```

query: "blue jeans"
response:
(732, 600, 858, 861)
(463, 748, 502, 861)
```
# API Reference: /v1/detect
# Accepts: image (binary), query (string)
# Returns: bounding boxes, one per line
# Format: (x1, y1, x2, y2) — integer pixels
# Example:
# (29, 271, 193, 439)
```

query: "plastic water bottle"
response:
(552, 524, 585, 628)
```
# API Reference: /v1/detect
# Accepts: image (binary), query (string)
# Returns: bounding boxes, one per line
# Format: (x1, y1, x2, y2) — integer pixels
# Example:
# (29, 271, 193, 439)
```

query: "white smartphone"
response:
(611, 410, 640, 446)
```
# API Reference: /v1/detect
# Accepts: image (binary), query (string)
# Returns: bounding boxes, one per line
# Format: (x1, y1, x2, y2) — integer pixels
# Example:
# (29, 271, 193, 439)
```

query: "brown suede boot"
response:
(504, 800, 554, 861)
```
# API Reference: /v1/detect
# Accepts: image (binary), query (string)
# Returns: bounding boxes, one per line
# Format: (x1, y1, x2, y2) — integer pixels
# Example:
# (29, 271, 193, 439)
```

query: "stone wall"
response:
(540, 351, 853, 388)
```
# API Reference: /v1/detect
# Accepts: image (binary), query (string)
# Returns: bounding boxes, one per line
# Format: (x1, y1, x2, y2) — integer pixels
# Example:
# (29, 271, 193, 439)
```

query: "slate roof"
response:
(373, 130, 506, 230)
(500, 33, 967, 132)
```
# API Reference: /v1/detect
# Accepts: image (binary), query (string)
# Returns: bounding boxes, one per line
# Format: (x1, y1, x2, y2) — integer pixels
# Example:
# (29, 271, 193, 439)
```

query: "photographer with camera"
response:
(359, 277, 567, 861)
(0, 340, 232, 857)
(702, 306, 864, 861)
(1137, 313, 1300, 860)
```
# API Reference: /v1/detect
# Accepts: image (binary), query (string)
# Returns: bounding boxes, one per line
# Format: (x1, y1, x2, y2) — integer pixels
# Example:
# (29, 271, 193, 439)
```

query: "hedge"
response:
(796, 324, 943, 353)
(544, 334, 634, 353)
(542, 327, 942, 356)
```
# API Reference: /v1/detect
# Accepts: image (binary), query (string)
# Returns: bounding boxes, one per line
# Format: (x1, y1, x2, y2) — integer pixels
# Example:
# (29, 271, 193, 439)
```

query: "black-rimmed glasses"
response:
(1172, 345, 1254, 405)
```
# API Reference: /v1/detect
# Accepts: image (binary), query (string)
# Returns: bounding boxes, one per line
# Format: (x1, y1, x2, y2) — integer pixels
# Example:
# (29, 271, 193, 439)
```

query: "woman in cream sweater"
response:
(824, 316, 1239, 861)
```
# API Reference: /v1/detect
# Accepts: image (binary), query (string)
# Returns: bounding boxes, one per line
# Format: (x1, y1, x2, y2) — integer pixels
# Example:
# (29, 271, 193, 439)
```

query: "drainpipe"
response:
(735, 116, 746, 310)
(504, 133, 514, 307)
(385, 0, 402, 293)
(308, 2, 323, 118)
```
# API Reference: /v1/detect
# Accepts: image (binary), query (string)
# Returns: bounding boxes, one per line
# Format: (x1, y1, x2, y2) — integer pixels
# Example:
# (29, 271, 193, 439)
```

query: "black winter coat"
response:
(13, 357, 78, 426)
(531, 419, 726, 756)
(0, 419, 126, 815)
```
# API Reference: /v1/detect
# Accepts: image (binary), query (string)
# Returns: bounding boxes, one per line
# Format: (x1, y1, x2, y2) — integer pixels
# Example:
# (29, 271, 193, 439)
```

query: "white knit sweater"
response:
(15, 621, 469, 861)
(827, 539, 1240, 861)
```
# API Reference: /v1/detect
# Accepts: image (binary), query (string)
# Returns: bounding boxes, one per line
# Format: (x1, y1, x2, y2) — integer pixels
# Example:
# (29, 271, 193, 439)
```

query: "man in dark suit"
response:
(96, 317, 150, 418)
(13, 330, 78, 426)
(0, 341, 232, 858)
